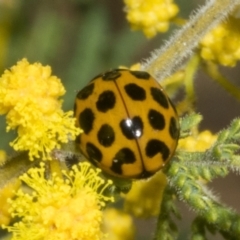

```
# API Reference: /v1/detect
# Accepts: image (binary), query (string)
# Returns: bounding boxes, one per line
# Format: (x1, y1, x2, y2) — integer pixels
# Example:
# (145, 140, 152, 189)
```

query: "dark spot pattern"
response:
(124, 83, 146, 101)
(169, 117, 179, 139)
(86, 142, 102, 162)
(102, 69, 121, 81)
(77, 83, 94, 100)
(96, 90, 116, 112)
(120, 117, 143, 139)
(145, 139, 170, 161)
(79, 108, 95, 134)
(97, 124, 115, 147)
(148, 109, 165, 130)
(110, 148, 136, 174)
(130, 70, 150, 80)
(151, 87, 169, 109)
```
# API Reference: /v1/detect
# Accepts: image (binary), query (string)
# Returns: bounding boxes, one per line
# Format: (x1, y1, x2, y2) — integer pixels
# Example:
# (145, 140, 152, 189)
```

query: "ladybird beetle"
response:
(74, 69, 179, 179)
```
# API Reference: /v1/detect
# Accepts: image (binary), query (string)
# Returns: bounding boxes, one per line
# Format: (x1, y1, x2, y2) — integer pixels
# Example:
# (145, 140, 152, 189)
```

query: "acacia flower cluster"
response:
(102, 208, 135, 240)
(0, 59, 81, 160)
(123, 171, 167, 218)
(178, 130, 217, 152)
(200, 16, 240, 67)
(2, 162, 114, 240)
(124, 0, 179, 38)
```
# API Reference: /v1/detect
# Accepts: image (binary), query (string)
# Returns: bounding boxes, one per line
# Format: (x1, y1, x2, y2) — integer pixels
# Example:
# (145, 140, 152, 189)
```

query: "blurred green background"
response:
(0, 1, 240, 239)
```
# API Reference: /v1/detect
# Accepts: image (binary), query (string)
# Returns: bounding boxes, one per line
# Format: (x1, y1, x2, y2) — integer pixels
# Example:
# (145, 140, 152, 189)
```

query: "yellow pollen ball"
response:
(0, 59, 81, 160)
(124, 0, 179, 38)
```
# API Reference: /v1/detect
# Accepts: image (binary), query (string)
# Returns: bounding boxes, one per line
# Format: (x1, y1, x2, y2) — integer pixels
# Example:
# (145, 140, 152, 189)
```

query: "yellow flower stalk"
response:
(2, 162, 114, 240)
(102, 208, 135, 240)
(178, 130, 217, 152)
(0, 59, 81, 160)
(200, 16, 240, 67)
(124, 0, 179, 38)
(123, 171, 167, 218)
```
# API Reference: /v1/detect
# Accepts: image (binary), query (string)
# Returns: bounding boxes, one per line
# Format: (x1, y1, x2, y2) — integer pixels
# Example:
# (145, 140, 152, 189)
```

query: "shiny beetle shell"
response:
(74, 69, 179, 179)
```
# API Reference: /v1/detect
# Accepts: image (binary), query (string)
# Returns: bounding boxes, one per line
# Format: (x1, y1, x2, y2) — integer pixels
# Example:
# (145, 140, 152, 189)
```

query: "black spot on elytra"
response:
(79, 108, 95, 134)
(110, 148, 136, 174)
(169, 117, 179, 139)
(96, 90, 116, 112)
(151, 87, 169, 109)
(145, 139, 170, 161)
(120, 116, 143, 139)
(77, 83, 94, 100)
(124, 83, 146, 101)
(86, 142, 102, 162)
(130, 70, 150, 80)
(102, 69, 121, 81)
(148, 109, 165, 130)
(97, 124, 115, 147)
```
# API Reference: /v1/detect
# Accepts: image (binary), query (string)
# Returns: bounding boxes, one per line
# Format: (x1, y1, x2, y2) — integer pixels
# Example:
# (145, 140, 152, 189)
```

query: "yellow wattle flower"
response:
(2, 162, 114, 240)
(123, 171, 167, 218)
(124, 0, 179, 38)
(102, 208, 135, 240)
(0, 59, 81, 160)
(200, 17, 240, 67)
(178, 130, 217, 152)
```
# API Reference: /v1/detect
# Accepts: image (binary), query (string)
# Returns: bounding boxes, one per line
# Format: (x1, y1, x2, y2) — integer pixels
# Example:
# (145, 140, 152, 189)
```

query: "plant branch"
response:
(166, 158, 240, 238)
(141, 0, 240, 80)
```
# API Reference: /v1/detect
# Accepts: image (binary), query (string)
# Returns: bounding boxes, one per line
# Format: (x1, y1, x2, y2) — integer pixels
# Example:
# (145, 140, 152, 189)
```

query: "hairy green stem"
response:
(184, 54, 200, 107)
(167, 159, 240, 238)
(141, 0, 240, 80)
(153, 186, 179, 240)
(204, 61, 240, 101)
